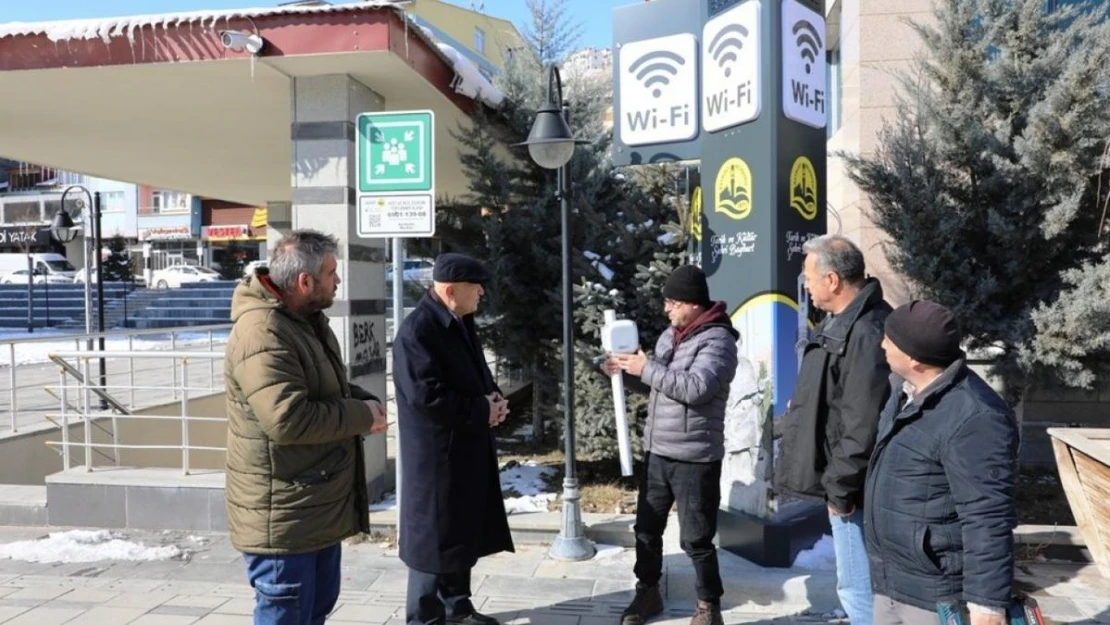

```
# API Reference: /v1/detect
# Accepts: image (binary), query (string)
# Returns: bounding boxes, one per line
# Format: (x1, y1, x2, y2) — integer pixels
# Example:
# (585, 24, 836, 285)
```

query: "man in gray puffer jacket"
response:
(605, 265, 739, 625)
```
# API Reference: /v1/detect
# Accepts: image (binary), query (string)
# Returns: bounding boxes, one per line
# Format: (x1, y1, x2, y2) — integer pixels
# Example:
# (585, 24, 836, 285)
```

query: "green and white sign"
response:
(356, 110, 435, 237)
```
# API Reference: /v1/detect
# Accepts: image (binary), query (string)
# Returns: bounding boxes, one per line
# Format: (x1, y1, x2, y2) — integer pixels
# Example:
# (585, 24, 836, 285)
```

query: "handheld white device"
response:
(602, 309, 638, 477)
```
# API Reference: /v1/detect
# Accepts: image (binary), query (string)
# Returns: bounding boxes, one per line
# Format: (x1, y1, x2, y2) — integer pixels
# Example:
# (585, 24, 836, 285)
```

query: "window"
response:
(149, 191, 190, 215)
(474, 27, 486, 55)
(100, 191, 126, 214)
(3, 201, 40, 223)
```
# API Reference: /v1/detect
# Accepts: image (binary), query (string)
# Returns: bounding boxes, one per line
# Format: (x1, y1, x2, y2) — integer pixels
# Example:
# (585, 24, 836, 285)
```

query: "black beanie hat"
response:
(884, 300, 963, 367)
(662, 265, 711, 307)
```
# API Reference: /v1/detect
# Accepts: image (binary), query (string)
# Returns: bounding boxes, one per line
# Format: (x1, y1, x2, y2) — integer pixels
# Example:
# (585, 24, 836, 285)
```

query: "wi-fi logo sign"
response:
(792, 19, 823, 74)
(628, 50, 687, 99)
(707, 24, 749, 79)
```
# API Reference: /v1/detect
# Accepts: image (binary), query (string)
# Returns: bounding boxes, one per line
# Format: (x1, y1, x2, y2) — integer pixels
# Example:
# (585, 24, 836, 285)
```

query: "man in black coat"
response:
(866, 301, 1017, 625)
(392, 252, 515, 625)
(775, 235, 892, 625)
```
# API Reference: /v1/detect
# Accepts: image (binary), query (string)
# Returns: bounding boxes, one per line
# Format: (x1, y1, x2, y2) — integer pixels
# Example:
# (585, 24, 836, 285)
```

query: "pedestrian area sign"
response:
(356, 110, 435, 237)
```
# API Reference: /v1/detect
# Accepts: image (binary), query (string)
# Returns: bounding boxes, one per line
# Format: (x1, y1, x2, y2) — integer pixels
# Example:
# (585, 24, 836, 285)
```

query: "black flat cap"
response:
(433, 252, 491, 284)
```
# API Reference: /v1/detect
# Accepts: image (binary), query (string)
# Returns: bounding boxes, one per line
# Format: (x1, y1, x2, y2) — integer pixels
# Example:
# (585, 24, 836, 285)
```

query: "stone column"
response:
(282, 74, 390, 501)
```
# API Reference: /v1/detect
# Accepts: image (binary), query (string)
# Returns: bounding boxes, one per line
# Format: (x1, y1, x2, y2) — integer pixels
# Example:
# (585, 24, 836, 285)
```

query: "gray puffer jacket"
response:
(639, 302, 739, 462)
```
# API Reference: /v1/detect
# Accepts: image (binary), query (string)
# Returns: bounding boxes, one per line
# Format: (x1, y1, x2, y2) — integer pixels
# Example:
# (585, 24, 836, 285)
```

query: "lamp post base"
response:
(548, 477, 596, 561)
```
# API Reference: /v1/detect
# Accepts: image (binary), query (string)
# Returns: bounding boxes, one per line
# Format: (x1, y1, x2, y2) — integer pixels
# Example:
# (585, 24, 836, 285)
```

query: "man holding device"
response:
(393, 252, 514, 625)
(604, 264, 738, 625)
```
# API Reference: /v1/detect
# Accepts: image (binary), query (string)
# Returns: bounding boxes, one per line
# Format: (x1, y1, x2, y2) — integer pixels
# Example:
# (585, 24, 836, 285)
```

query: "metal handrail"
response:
(47, 349, 226, 474)
(2, 324, 229, 432)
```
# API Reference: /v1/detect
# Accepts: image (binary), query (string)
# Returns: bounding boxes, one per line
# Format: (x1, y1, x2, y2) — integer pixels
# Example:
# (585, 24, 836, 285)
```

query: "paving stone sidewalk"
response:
(0, 525, 1102, 625)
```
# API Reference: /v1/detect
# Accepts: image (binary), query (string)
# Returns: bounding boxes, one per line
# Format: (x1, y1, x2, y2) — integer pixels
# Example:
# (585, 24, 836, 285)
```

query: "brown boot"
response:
(620, 583, 664, 625)
(689, 601, 722, 625)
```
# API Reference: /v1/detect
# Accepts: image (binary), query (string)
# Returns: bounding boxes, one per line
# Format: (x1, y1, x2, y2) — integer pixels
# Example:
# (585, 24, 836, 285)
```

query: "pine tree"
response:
(102, 234, 133, 282)
(571, 164, 691, 460)
(841, 0, 1110, 398)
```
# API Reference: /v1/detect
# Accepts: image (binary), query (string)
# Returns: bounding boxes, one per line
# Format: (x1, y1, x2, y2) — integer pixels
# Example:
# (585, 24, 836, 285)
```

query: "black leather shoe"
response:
(448, 612, 501, 625)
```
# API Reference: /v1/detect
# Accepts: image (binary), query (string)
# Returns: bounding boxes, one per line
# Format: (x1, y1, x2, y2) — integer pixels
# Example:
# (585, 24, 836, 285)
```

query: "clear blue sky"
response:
(3, 0, 628, 50)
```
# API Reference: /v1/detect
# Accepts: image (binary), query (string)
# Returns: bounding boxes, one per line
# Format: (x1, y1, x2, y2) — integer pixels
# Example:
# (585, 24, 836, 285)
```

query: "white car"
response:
(242, 260, 268, 278)
(385, 258, 434, 283)
(150, 265, 222, 289)
(1, 269, 73, 285)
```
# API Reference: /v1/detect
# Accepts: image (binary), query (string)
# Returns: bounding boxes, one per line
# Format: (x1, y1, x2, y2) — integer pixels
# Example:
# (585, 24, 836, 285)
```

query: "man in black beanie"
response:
(604, 264, 738, 625)
(865, 300, 1018, 625)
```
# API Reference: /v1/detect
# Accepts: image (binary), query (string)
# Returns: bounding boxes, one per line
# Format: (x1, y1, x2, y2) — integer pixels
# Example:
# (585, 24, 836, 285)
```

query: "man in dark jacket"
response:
(776, 235, 892, 625)
(393, 252, 514, 625)
(605, 265, 738, 625)
(225, 230, 388, 625)
(867, 301, 1017, 625)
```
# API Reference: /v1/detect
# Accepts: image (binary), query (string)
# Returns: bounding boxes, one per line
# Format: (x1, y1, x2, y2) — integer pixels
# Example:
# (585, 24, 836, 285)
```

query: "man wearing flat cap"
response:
(393, 252, 514, 625)
(866, 300, 1018, 625)
(604, 264, 738, 625)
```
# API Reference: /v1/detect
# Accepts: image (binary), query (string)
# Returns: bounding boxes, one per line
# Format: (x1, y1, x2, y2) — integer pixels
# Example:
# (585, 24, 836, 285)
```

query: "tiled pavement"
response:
(0, 525, 1103, 624)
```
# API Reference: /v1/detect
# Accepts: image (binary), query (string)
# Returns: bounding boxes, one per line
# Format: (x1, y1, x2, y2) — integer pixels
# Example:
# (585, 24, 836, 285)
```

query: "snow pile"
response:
(500, 460, 558, 515)
(0, 530, 184, 563)
(503, 494, 556, 515)
(592, 544, 625, 560)
(792, 534, 836, 570)
(434, 43, 505, 108)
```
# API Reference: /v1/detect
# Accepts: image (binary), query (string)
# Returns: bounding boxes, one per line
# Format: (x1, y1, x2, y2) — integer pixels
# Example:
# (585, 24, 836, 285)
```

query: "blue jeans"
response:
(243, 543, 342, 625)
(830, 509, 872, 625)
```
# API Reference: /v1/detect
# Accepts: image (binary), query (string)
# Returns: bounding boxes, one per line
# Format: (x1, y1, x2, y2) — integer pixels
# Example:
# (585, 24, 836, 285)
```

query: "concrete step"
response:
(0, 484, 47, 525)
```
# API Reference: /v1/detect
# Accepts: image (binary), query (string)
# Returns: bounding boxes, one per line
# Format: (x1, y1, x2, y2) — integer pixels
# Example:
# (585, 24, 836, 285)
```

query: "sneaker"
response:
(688, 600, 722, 625)
(620, 583, 664, 625)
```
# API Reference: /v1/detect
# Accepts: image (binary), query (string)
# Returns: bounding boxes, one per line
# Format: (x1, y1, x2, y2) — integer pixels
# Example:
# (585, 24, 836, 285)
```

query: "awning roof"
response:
(0, 2, 497, 205)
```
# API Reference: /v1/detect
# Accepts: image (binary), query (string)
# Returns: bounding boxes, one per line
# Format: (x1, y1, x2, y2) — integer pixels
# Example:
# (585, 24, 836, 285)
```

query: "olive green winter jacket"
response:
(224, 274, 376, 554)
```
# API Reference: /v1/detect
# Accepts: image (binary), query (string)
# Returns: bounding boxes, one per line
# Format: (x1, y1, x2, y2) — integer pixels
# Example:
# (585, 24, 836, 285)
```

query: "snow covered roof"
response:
(0, 1, 505, 108)
(0, 1, 402, 43)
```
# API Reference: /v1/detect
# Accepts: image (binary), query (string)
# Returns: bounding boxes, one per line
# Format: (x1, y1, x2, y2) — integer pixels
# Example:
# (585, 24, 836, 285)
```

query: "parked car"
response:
(242, 259, 268, 278)
(1, 269, 74, 285)
(74, 268, 142, 285)
(150, 265, 222, 289)
(385, 257, 434, 283)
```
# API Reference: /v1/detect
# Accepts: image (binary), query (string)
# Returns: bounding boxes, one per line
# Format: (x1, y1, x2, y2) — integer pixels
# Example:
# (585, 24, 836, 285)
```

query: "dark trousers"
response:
(633, 452, 723, 603)
(406, 567, 475, 625)
(243, 543, 342, 625)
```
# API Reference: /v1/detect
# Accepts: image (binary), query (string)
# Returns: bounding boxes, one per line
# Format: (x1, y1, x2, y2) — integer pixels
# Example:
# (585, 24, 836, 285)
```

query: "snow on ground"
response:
(792, 534, 836, 570)
(0, 330, 230, 367)
(500, 460, 558, 515)
(500, 460, 556, 497)
(0, 530, 184, 563)
(592, 544, 626, 560)
(370, 493, 398, 512)
(503, 493, 557, 515)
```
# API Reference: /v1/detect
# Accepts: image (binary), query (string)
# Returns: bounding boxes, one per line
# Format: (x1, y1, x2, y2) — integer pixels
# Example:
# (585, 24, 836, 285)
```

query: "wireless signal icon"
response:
(792, 20, 823, 74)
(628, 50, 686, 98)
(707, 24, 749, 78)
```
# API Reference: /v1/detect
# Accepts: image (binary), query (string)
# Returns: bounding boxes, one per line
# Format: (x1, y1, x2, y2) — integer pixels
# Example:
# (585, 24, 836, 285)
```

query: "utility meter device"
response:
(603, 310, 636, 476)
(602, 317, 639, 354)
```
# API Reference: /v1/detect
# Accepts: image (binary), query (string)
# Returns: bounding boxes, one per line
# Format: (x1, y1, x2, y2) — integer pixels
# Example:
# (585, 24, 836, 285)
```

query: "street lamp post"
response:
(53, 187, 107, 402)
(516, 65, 595, 562)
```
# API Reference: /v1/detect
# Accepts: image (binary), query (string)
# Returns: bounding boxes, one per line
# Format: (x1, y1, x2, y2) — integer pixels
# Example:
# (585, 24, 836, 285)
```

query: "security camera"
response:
(219, 30, 265, 55)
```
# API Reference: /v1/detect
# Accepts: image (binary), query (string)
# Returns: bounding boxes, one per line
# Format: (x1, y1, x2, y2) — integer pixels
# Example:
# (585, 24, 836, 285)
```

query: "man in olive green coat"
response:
(224, 229, 388, 625)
